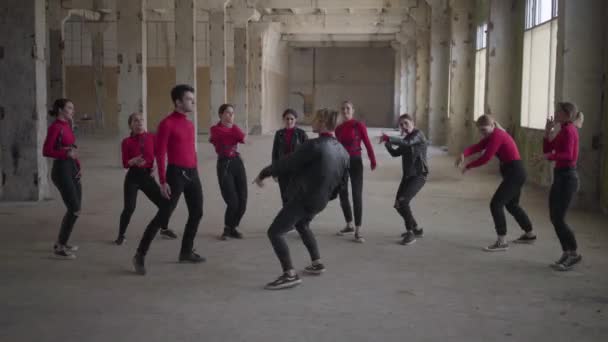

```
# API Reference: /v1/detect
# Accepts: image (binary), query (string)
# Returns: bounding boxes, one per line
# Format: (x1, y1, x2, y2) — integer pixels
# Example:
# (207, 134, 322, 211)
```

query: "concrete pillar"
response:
(486, 0, 520, 131)
(555, 0, 606, 208)
(175, 0, 197, 138)
(405, 40, 417, 116)
(88, 21, 110, 130)
(447, 0, 475, 155)
(416, 24, 431, 135)
(47, 2, 69, 107)
(209, 11, 226, 127)
(247, 22, 265, 134)
(116, 0, 147, 138)
(399, 41, 407, 116)
(393, 41, 402, 123)
(428, 0, 450, 146)
(0, 0, 49, 201)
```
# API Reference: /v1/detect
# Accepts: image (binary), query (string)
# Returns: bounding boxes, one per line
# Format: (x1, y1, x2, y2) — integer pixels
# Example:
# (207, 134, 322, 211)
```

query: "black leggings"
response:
(549, 168, 578, 251)
(137, 165, 203, 256)
(51, 159, 82, 245)
(278, 176, 290, 205)
(395, 176, 426, 231)
(217, 156, 248, 229)
(267, 201, 320, 272)
(339, 156, 363, 226)
(118, 168, 167, 238)
(490, 160, 533, 236)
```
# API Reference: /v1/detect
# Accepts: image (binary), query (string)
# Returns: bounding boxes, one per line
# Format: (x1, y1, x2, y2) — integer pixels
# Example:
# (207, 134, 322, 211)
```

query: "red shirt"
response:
(284, 128, 295, 153)
(463, 128, 521, 169)
(155, 111, 197, 184)
(121, 132, 155, 169)
(319, 132, 334, 138)
(335, 119, 376, 167)
(43, 119, 80, 168)
(209, 122, 245, 158)
(543, 122, 579, 169)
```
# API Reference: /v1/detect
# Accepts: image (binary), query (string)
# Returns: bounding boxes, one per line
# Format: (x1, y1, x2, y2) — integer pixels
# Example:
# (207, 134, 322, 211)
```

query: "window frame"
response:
(525, 0, 558, 31)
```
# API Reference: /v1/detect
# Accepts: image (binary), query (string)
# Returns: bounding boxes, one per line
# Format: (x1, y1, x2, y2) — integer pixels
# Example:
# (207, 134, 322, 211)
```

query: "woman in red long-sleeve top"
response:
(42, 99, 81, 260)
(114, 113, 178, 245)
(210, 104, 248, 240)
(334, 101, 377, 243)
(455, 114, 534, 252)
(540, 102, 583, 271)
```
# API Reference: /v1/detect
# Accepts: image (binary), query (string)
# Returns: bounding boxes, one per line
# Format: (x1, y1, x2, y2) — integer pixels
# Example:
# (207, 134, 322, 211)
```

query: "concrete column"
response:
(247, 22, 265, 134)
(233, 27, 248, 129)
(447, 0, 475, 155)
(416, 25, 431, 135)
(399, 42, 407, 116)
(116, 0, 147, 138)
(0, 0, 49, 201)
(88, 21, 110, 130)
(47, 2, 69, 107)
(392, 41, 402, 123)
(175, 0, 197, 138)
(209, 11, 226, 127)
(405, 40, 417, 116)
(555, 0, 606, 208)
(486, 0, 520, 131)
(428, 0, 450, 146)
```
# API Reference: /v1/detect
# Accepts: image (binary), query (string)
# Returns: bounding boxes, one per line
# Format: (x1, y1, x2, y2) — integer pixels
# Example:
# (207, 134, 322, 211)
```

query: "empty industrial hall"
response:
(1, 0, 607, 341)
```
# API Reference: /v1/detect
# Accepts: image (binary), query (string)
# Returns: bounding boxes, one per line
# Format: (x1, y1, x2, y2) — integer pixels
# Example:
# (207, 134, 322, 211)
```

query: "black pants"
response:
(339, 156, 363, 226)
(267, 201, 320, 272)
(118, 168, 168, 238)
(278, 176, 290, 205)
(217, 156, 247, 229)
(490, 160, 533, 236)
(394, 175, 426, 231)
(137, 165, 203, 256)
(549, 168, 578, 251)
(51, 159, 82, 245)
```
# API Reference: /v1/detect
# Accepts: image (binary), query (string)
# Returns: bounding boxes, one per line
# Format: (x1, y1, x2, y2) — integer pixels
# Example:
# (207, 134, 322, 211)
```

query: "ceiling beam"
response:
(283, 33, 396, 41)
(256, 0, 402, 9)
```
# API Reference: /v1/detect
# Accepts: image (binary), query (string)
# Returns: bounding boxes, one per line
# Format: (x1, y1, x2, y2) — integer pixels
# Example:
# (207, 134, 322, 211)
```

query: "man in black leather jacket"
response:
(255, 108, 349, 290)
(381, 114, 429, 246)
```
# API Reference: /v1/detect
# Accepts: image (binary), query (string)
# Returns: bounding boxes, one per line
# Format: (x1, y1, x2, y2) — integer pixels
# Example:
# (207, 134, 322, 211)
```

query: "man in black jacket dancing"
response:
(255, 108, 349, 290)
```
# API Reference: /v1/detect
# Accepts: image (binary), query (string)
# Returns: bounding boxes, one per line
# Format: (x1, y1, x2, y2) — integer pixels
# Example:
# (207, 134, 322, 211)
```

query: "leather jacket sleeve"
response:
(384, 142, 402, 157)
(271, 140, 318, 177)
(387, 130, 427, 147)
(271, 130, 281, 163)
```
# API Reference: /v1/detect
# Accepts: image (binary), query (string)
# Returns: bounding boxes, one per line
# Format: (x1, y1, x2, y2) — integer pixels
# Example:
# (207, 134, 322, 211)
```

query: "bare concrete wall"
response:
(288, 47, 395, 128)
(261, 25, 289, 134)
(64, 66, 233, 135)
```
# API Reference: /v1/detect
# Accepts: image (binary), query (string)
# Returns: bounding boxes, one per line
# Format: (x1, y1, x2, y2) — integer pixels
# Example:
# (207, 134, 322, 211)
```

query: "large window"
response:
(474, 23, 487, 120)
(520, 0, 558, 129)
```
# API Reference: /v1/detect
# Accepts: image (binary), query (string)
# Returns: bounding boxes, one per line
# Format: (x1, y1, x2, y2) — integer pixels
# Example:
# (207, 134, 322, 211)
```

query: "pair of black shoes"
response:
(133, 250, 205, 275)
(220, 227, 243, 240)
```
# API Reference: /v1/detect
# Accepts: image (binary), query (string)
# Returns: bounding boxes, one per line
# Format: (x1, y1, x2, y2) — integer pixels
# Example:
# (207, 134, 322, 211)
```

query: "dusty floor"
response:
(1, 129, 607, 342)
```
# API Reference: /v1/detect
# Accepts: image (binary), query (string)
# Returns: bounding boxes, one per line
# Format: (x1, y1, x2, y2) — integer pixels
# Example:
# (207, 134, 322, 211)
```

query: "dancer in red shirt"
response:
(456, 115, 534, 252)
(210, 104, 248, 240)
(115, 113, 178, 245)
(335, 101, 377, 243)
(133, 85, 205, 275)
(539, 102, 583, 271)
(43, 99, 81, 260)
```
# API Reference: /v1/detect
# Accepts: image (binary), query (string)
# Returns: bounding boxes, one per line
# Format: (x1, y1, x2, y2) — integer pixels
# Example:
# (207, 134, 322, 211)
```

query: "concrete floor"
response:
(1, 129, 607, 342)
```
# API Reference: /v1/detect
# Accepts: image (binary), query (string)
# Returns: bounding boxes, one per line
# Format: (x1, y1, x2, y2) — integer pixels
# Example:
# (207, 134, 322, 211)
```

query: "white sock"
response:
(497, 236, 506, 244)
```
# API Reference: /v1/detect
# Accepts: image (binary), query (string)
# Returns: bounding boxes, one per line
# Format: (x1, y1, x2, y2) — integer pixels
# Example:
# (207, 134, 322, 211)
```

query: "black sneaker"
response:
(133, 253, 146, 275)
(264, 273, 302, 290)
(114, 236, 126, 246)
(513, 233, 537, 244)
(553, 254, 582, 271)
(229, 228, 243, 239)
(483, 240, 509, 252)
(400, 231, 417, 245)
(179, 251, 206, 263)
(52, 246, 76, 260)
(337, 226, 355, 236)
(551, 253, 569, 266)
(304, 263, 326, 275)
(55, 243, 79, 252)
(413, 228, 424, 238)
(220, 228, 231, 241)
(159, 229, 178, 239)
